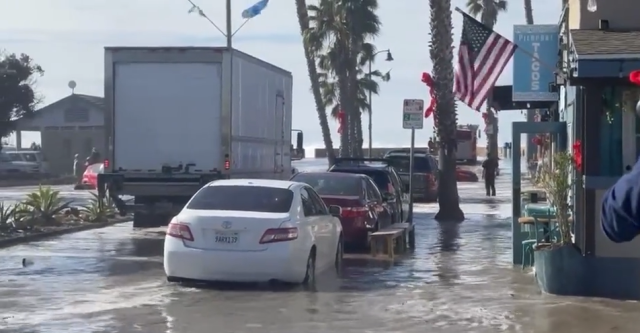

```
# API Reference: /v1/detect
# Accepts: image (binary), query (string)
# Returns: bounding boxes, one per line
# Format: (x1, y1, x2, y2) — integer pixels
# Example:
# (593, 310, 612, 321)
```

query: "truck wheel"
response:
(133, 212, 171, 228)
(133, 212, 152, 228)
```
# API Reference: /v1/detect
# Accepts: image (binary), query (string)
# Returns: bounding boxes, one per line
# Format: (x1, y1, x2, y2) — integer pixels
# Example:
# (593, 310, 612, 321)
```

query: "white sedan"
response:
(164, 178, 344, 285)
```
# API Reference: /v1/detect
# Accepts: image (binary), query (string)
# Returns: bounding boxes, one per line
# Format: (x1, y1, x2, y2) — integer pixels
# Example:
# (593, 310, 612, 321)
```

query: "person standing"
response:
(482, 153, 498, 196)
(73, 154, 82, 183)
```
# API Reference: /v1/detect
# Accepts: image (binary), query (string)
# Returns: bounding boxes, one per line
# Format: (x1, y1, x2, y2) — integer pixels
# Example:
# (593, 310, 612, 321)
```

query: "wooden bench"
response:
(370, 229, 405, 259)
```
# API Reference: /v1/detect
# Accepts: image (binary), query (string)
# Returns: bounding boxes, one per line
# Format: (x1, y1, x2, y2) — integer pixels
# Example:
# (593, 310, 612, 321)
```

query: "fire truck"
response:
(456, 124, 479, 165)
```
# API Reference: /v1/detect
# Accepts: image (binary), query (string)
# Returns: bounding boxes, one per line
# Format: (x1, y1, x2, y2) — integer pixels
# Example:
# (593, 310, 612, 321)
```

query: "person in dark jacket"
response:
(601, 157, 640, 243)
(482, 153, 498, 196)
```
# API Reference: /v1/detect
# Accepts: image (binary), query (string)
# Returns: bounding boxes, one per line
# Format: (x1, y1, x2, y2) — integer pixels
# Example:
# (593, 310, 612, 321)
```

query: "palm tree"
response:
(523, 0, 533, 24)
(318, 47, 391, 156)
(466, 0, 508, 159)
(430, 0, 464, 221)
(295, 0, 336, 165)
(305, 0, 381, 158)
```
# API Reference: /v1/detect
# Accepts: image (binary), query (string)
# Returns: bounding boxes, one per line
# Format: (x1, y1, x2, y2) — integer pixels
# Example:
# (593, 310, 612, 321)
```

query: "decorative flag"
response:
(421, 72, 436, 119)
(242, 0, 269, 19)
(454, 10, 516, 111)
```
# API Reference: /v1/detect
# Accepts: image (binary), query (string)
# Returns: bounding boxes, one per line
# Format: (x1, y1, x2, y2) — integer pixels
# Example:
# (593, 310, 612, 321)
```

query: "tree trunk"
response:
(524, 0, 534, 25)
(295, 0, 336, 165)
(337, 71, 352, 158)
(430, 0, 464, 222)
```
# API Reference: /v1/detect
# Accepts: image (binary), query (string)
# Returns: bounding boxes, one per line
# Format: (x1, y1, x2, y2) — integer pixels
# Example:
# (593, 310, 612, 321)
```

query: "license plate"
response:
(214, 231, 239, 244)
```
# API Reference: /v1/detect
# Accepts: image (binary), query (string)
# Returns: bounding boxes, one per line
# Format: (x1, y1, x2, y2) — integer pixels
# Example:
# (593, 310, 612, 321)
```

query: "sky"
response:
(1, 0, 562, 150)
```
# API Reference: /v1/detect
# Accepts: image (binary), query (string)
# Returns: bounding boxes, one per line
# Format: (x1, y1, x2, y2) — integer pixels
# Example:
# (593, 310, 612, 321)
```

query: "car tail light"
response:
(167, 222, 194, 241)
(103, 159, 110, 168)
(259, 227, 298, 244)
(224, 154, 230, 170)
(341, 206, 368, 218)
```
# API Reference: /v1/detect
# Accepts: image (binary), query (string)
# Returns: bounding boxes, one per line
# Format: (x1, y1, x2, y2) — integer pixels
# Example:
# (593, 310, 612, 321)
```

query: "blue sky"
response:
(1, 0, 561, 149)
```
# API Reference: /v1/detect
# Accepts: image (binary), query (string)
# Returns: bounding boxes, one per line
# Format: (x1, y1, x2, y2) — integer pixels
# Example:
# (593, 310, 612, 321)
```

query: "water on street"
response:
(1, 159, 639, 333)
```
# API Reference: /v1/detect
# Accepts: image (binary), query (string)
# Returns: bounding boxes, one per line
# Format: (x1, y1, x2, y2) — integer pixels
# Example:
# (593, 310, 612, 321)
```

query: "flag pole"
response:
(454, 7, 565, 79)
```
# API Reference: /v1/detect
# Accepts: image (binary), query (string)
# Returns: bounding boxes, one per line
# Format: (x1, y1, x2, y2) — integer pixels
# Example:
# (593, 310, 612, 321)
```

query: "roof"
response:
(571, 30, 640, 57)
(35, 93, 105, 114)
(207, 179, 296, 189)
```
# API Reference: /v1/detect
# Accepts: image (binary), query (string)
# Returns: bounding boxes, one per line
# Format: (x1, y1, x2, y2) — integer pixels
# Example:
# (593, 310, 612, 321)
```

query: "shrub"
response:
(81, 192, 116, 223)
(538, 151, 573, 245)
(0, 203, 15, 229)
(22, 186, 74, 225)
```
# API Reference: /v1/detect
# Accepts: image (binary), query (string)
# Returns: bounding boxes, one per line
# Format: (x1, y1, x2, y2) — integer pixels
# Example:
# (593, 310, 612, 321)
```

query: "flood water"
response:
(1, 159, 639, 333)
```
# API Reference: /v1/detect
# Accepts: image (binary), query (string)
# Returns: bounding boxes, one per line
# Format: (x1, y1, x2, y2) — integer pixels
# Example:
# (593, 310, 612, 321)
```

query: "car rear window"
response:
(186, 185, 293, 213)
(291, 173, 361, 196)
(386, 156, 432, 173)
(331, 168, 390, 191)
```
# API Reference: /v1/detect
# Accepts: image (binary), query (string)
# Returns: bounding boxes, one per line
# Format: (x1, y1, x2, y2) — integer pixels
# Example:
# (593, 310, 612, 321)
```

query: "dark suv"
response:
(327, 158, 409, 224)
(384, 149, 439, 202)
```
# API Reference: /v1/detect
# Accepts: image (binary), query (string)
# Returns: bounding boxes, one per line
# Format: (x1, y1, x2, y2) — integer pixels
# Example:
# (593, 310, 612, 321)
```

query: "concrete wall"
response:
(41, 127, 106, 175)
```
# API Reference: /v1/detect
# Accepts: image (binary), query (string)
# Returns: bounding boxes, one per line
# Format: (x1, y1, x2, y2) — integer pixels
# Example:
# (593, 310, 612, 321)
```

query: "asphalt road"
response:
(1, 160, 639, 333)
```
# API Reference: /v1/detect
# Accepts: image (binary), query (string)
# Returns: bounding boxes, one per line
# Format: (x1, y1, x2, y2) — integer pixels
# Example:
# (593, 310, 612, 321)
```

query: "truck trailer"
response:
(97, 47, 297, 227)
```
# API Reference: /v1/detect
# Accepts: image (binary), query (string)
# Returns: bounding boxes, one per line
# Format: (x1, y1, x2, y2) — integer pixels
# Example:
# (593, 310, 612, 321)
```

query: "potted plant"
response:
(533, 151, 588, 296)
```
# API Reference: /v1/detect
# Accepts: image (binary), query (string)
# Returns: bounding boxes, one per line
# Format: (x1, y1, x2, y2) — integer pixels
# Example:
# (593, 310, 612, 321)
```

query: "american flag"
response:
(454, 11, 516, 111)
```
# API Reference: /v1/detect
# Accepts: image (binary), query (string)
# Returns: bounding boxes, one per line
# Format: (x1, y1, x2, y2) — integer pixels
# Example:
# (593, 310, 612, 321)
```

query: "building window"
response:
(64, 107, 89, 123)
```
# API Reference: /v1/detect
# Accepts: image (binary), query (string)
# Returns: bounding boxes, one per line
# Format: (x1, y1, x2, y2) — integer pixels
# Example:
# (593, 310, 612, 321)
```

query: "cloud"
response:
(1, 0, 561, 148)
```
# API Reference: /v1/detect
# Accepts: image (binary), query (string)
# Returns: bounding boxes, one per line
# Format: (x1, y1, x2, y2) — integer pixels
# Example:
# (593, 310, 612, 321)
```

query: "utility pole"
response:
(226, 0, 234, 168)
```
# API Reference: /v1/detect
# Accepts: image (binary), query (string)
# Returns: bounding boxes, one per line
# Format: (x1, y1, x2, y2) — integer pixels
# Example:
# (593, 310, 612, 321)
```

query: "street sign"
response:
(402, 99, 424, 129)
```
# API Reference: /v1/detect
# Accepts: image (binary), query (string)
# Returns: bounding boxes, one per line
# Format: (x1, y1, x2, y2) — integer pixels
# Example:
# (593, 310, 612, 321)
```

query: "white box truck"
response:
(97, 47, 302, 227)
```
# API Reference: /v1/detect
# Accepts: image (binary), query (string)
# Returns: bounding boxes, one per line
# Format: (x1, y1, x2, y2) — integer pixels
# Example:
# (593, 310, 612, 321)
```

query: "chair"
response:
(521, 213, 555, 269)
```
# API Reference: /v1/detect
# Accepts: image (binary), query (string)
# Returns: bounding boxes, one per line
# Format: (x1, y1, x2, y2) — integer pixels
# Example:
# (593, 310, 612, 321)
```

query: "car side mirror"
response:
(382, 192, 395, 202)
(328, 205, 342, 217)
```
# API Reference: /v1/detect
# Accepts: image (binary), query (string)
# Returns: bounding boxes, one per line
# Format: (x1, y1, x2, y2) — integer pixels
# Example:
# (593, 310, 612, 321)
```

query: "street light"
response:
(368, 49, 393, 158)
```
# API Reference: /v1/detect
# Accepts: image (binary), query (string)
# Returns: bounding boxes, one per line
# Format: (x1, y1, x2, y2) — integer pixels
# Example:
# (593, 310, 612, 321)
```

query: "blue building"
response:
(525, 0, 640, 299)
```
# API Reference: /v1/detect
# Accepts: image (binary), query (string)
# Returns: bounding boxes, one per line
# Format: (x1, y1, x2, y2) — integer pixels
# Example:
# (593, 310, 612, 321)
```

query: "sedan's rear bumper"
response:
(163, 238, 308, 283)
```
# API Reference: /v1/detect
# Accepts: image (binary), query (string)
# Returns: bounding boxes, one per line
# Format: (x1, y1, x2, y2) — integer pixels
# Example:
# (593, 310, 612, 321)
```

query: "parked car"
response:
(76, 163, 103, 190)
(383, 149, 439, 202)
(327, 158, 409, 224)
(0, 153, 40, 177)
(291, 171, 393, 249)
(456, 167, 479, 182)
(5, 150, 50, 174)
(164, 179, 343, 285)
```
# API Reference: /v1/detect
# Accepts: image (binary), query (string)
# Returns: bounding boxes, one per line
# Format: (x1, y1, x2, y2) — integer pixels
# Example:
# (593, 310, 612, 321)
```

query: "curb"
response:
(0, 216, 133, 249)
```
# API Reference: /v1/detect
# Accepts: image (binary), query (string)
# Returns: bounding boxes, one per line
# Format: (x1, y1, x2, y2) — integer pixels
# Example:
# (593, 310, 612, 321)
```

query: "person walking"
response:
(482, 153, 498, 196)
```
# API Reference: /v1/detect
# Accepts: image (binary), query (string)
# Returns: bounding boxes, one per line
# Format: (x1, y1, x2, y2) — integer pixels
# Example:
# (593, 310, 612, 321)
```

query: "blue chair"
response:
(521, 213, 556, 269)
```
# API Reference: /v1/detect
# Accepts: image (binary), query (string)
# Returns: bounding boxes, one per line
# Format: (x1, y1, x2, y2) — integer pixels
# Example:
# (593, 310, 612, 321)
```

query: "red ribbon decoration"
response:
(337, 109, 345, 134)
(532, 136, 542, 146)
(630, 70, 640, 86)
(573, 140, 583, 172)
(421, 72, 436, 118)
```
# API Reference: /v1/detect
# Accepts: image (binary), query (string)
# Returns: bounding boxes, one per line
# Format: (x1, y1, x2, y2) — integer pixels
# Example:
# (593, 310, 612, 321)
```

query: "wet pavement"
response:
(1, 159, 640, 333)
(0, 185, 101, 208)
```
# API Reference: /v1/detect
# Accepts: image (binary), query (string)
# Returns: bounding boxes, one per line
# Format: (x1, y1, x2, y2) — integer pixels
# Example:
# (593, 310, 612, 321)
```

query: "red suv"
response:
(290, 172, 392, 249)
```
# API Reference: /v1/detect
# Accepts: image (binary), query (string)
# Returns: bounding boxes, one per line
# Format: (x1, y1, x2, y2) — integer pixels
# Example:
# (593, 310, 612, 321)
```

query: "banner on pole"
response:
(512, 25, 559, 102)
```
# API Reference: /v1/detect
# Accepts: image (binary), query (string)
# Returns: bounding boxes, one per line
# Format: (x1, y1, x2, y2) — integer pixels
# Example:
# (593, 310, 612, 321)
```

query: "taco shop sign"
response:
(512, 25, 559, 102)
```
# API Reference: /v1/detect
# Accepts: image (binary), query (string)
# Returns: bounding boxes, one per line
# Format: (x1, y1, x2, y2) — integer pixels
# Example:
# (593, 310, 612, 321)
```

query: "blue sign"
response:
(512, 25, 559, 102)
